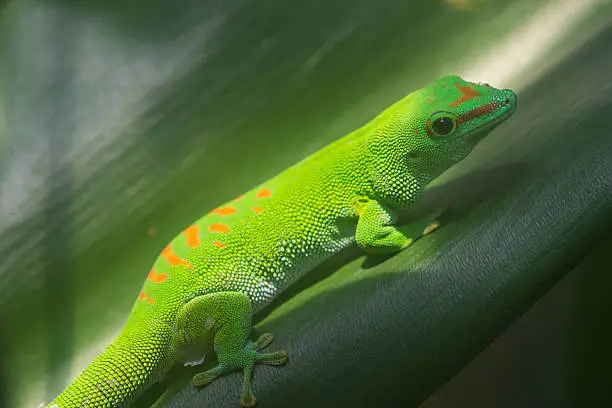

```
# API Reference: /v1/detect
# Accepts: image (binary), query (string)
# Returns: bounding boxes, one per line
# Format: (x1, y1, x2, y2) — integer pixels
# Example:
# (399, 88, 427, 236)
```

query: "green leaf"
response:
(1, 0, 612, 407)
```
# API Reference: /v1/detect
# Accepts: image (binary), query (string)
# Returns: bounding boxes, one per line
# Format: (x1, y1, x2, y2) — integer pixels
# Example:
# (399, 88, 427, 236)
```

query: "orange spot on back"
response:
(210, 206, 237, 216)
(232, 195, 244, 202)
(252, 206, 264, 214)
(147, 297, 155, 304)
(182, 225, 201, 248)
(147, 269, 168, 283)
(256, 188, 273, 199)
(209, 222, 231, 234)
(449, 84, 481, 108)
(138, 291, 147, 301)
(212, 240, 227, 249)
(161, 246, 193, 269)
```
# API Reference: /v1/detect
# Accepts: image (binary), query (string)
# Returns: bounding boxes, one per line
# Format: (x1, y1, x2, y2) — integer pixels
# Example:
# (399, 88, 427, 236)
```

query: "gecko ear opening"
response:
(405, 151, 420, 162)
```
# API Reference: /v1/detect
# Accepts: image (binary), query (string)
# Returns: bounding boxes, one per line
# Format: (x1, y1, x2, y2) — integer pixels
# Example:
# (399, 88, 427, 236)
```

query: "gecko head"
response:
(369, 75, 517, 182)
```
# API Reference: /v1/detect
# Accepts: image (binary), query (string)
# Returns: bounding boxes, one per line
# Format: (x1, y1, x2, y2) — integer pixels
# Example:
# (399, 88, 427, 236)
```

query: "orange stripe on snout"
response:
(161, 245, 193, 269)
(456, 102, 498, 124)
(182, 225, 201, 248)
(449, 84, 481, 108)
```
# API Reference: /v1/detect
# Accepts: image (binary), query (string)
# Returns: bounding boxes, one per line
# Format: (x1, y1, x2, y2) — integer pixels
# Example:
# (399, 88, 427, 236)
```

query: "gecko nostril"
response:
(500, 89, 517, 107)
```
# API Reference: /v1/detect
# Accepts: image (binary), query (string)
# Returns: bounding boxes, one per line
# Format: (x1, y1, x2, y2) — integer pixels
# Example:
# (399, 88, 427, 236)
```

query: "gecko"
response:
(46, 75, 517, 408)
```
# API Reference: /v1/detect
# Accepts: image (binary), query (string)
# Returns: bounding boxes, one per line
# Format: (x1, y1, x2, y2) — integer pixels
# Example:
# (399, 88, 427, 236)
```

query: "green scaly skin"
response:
(47, 75, 517, 408)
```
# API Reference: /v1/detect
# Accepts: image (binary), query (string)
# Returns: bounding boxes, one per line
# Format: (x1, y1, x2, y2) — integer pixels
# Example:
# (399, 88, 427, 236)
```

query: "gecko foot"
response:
(193, 333, 288, 407)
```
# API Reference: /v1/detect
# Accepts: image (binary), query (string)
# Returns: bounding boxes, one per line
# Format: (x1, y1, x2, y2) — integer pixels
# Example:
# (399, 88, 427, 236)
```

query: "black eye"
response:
(426, 111, 457, 138)
(432, 117, 455, 136)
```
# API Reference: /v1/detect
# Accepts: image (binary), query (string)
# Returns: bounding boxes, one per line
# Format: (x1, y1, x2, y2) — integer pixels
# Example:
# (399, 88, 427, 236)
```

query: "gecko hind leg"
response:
(183, 291, 287, 407)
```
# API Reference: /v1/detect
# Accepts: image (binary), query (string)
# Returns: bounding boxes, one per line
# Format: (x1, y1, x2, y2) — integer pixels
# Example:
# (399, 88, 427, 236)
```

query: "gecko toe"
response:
(422, 221, 441, 236)
(255, 350, 288, 366)
(248, 333, 274, 351)
(240, 391, 257, 407)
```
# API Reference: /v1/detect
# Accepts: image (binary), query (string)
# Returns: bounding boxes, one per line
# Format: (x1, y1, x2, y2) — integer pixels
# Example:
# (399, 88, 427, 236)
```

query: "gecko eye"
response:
(426, 111, 457, 138)
(432, 117, 454, 135)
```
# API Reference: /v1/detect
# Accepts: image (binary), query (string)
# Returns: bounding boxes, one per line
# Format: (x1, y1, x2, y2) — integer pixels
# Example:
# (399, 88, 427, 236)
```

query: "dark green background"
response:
(1, 0, 611, 407)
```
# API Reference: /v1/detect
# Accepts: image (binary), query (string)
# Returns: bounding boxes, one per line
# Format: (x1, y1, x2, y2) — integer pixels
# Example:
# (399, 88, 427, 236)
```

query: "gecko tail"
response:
(46, 321, 177, 408)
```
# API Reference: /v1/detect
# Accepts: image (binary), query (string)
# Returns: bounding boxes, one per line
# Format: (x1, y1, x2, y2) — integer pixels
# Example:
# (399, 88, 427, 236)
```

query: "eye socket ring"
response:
(426, 111, 457, 137)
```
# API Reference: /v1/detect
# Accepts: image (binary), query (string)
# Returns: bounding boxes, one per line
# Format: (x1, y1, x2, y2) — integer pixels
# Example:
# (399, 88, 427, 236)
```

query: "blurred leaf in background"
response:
(0, 0, 611, 407)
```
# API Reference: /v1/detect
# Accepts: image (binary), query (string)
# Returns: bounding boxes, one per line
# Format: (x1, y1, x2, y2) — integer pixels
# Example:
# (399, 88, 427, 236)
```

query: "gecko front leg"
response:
(355, 200, 440, 255)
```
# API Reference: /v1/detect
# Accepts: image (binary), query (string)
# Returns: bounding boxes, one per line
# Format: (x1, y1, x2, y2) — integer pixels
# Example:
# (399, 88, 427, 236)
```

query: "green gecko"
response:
(46, 75, 516, 408)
